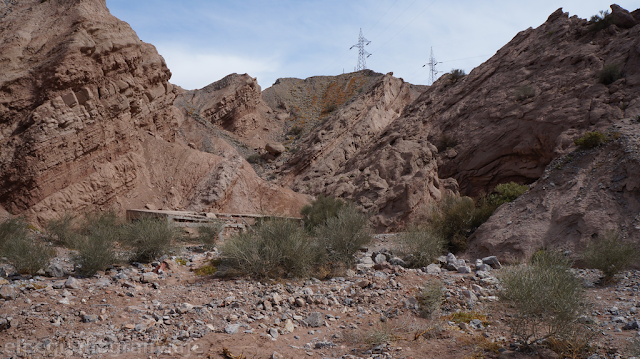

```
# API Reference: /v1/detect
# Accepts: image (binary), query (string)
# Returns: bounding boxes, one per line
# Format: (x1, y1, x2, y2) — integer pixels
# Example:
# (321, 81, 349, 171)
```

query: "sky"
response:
(105, 1, 639, 90)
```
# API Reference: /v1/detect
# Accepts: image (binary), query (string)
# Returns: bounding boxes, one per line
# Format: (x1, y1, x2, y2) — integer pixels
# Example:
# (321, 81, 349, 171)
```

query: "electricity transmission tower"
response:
(422, 47, 442, 85)
(350, 28, 371, 71)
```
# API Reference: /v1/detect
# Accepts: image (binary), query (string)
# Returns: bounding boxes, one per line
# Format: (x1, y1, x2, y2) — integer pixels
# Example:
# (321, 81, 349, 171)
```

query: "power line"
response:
(423, 47, 441, 85)
(365, 0, 399, 35)
(350, 28, 371, 71)
(369, 0, 437, 54)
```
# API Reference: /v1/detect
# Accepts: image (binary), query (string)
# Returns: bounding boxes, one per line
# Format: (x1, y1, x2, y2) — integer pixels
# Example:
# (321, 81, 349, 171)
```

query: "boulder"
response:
(265, 142, 286, 156)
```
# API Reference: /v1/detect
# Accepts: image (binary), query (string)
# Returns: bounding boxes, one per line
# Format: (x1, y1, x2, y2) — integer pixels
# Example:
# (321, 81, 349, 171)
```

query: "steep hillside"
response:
(0, 0, 307, 224)
(273, 5, 640, 234)
(468, 117, 640, 263)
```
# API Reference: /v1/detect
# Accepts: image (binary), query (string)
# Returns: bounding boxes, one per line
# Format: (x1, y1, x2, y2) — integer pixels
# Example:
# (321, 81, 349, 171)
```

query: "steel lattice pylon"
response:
(423, 47, 442, 85)
(350, 28, 371, 71)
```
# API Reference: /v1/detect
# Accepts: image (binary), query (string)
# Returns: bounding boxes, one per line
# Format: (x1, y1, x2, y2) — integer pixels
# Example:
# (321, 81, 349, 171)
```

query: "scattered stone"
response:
(482, 256, 502, 269)
(622, 320, 640, 330)
(269, 327, 279, 339)
(45, 263, 65, 278)
(141, 272, 158, 283)
(0, 285, 17, 300)
(425, 264, 441, 274)
(374, 253, 387, 264)
(265, 142, 286, 156)
(82, 314, 98, 323)
(284, 319, 295, 333)
(95, 277, 111, 287)
(271, 352, 284, 359)
(304, 312, 324, 327)
(178, 303, 194, 314)
(0, 318, 11, 331)
(64, 276, 80, 289)
(389, 257, 407, 267)
(225, 324, 240, 334)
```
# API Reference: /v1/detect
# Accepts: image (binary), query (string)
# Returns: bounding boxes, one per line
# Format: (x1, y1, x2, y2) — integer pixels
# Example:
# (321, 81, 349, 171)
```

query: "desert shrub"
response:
(494, 182, 529, 204)
(220, 218, 317, 278)
(515, 85, 535, 101)
(0, 217, 29, 251)
(449, 69, 466, 82)
(73, 231, 120, 276)
(196, 220, 225, 250)
(599, 63, 621, 85)
(416, 279, 445, 318)
(0, 218, 53, 275)
(314, 204, 372, 265)
(589, 10, 613, 32)
(583, 230, 636, 283)
(427, 195, 476, 252)
(300, 194, 345, 232)
(499, 250, 587, 348)
(397, 226, 445, 268)
(288, 124, 304, 137)
(574, 131, 607, 149)
(45, 213, 80, 248)
(246, 153, 262, 164)
(123, 218, 179, 263)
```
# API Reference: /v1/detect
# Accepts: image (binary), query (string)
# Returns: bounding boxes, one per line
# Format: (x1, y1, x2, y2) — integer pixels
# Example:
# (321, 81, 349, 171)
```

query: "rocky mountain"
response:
(0, 0, 307, 224)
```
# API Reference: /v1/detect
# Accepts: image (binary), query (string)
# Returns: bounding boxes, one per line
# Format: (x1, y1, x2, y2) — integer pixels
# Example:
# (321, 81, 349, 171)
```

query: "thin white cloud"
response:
(155, 44, 281, 90)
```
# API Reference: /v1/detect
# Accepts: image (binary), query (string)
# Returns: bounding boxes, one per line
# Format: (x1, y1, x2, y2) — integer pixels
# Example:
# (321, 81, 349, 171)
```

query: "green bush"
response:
(314, 204, 372, 265)
(589, 10, 613, 32)
(583, 231, 636, 283)
(45, 213, 80, 248)
(73, 231, 121, 276)
(435, 133, 458, 152)
(0, 218, 53, 275)
(196, 219, 225, 250)
(599, 63, 621, 85)
(499, 250, 587, 348)
(494, 182, 529, 204)
(123, 218, 179, 263)
(416, 279, 445, 318)
(574, 131, 607, 149)
(300, 194, 345, 232)
(288, 124, 304, 137)
(449, 69, 466, 82)
(0, 217, 29, 251)
(246, 153, 262, 164)
(396, 226, 445, 268)
(515, 85, 535, 101)
(427, 195, 476, 252)
(220, 218, 318, 278)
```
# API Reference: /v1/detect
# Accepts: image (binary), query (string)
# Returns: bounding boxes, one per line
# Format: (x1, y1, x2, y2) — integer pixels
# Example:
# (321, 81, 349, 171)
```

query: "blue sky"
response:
(105, 1, 639, 90)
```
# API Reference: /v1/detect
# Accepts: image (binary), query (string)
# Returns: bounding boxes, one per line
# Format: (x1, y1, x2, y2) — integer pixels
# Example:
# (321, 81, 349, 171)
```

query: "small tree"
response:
(300, 194, 345, 232)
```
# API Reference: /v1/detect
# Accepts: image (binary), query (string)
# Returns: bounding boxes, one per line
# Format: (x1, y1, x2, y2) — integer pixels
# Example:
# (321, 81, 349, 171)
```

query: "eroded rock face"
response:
(377, 7, 640, 197)
(467, 118, 640, 264)
(174, 74, 281, 149)
(276, 74, 452, 230)
(0, 0, 306, 223)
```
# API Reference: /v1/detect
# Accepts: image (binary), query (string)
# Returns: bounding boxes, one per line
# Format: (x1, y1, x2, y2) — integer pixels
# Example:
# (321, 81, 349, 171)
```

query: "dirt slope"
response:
(0, 0, 307, 224)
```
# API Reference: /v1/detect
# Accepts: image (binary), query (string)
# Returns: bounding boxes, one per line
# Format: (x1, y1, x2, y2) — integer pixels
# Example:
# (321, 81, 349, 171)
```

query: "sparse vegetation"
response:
(515, 85, 535, 101)
(599, 63, 621, 85)
(196, 219, 225, 250)
(287, 124, 304, 138)
(0, 218, 53, 275)
(45, 213, 80, 248)
(583, 230, 636, 283)
(123, 217, 180, 263)
(220, 218, 318, 278)
(314, 204, 372, 265)
(449, 69, 466, 82)
(416, 279, 445, 318)
(246, 153, 262, 164)
(322, 103, 338, 114)
(574, 131, 607, 149)
(424, 183, 527, 252)
(300, 194, 345, 232)
(396, 226, 445, 268)
(589, 10, 613, 32)
(499, 250, 588, 348)
(71, 211, 123, 275)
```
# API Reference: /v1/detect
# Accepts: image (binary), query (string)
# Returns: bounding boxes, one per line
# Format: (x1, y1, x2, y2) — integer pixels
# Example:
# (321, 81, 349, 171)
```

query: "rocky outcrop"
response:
(174, 73, 281, 149)
(275, 73, 446, 230)
(0, 0, 306, 224)
(467, 118, 640, 264)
